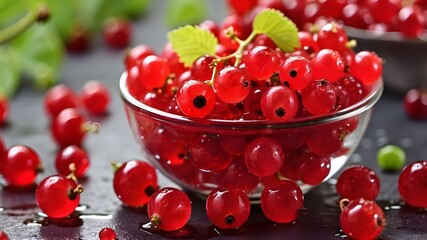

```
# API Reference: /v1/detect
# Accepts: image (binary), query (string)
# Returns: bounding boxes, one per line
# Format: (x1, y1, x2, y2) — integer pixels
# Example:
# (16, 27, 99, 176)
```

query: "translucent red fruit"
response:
(176, 80, 216, 118)
(298, 152, 331, 185)
(403, 88, 427, 120)
(125, 44, 155, 71)
(2, 145, 43, 187)
(227, 0, 258, 15)
(51, 108, 99, 148)
(0, 96, 9, 125)
(279, 56, 313, 91)
(301, 80, 337, 116)
(103, 17, 132, 49)
(244, 45, 280, 80)
(311, 49, 345, 83)
(245, 137, 285, 177)
(261, 179, 304, 223)
(113, 160, 158, 208)
(336, 165, 380, 200)
(0, 230, 9, 240)
(99, 227, 116, 240)
(55, 145, 90, 178)
(206, 187, 250, 229)
(138, 55, 170, 90)
(36, 175, 83, 218)
(316, 22, 348, 51)
(190, 135, 233, 172)
(213, 66, 250, 104)
(398, 160, 427, 208)
(147, 187, 192, 231)
(44, 84, 79, 118)
(81, 80, 110, 115)
(340, 198, 386, 240)
(260, 85, 299, 121)
(351, 51, 383, 85)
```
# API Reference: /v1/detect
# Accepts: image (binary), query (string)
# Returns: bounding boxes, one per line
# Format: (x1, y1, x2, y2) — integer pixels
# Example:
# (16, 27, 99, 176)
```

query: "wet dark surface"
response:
(1, 1, 427, 239)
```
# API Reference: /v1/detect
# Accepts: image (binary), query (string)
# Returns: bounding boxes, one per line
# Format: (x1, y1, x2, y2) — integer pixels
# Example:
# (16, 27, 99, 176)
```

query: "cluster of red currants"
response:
(227, 0, 427, 38)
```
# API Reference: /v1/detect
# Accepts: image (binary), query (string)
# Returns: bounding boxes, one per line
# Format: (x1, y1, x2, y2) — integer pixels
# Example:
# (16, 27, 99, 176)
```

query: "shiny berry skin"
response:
(351, 51, 383, 85)
(279, 56, 313, 91)
(261, 179, 304, 223)
(244, 46, 280, 80)
(336, 165, 380, 200)
(191, 55, 216, 81)
(316, 22, 348, 51)
(340, 198, 386, 240)
(2, 145, 43, 187)
(81, 80, 110, 115)
(66, 26, 90, 53)
(297, 31, 320, 55)
(298, 152, 331, 185)
(260, 85, 299, 121)
(126, 66, 145, 98)
(0, 231, 10, 240)
(403, 88, 427, 120)
(227, 0, 258, 15)
(206, 187, 250, 229)
(99, 227, 116, 240)
(0, 96, 9, 125)
(161, 43, 187, 76)
(218, 158, 260, 193)
(213, 66, 250, 104)
(147, 187, 192, 231)
(176, 80, 216, 118)
(36, 175, 83, 218)
(138, 55, 170, 90)
(125, 44, 155, 71)
(0, 137, 5, 174)
(103, 17, 132, 49)
(245, 137, 285, 177)
(311, 49, 345, 83)
(301, 80, 337, 115)
(199, 20, 220, 37)
(113, 160, 158, 207)
(367, 0, 401, 24)
(396, 5, 424, 38)
(44, 84, 79, 118)
(398, 160, 427, 208)
(55, 145, 90, 178)
(190, 135, 232, 172)
(336, 76, 366, 105)
(51, 108, 98, 148)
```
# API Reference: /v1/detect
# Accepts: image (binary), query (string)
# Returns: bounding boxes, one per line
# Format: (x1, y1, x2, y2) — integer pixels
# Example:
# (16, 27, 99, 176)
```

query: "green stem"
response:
(0, 5, 49, 44)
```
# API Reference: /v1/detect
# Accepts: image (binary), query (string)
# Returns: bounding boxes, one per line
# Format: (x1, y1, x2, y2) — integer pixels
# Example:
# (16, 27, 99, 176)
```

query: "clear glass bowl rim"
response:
(119, 72, 383, 131)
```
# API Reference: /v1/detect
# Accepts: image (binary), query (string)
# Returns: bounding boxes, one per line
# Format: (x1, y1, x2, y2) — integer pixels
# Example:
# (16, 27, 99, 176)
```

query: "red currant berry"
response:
(161, 43, 187, 76)
(398, 160, 427, 208)
(318, 0, 346, 19)
(367, 0, 401, 24)
(0, 96, 8, 125)
(342, 4, 373, 29)
(227, 0, 258, 15)
(297, 31, 320, 55)
(36, 175, 83, 218)
(147, 187, 192, 231)
(176, 80, 216, 118)
(403, 88, 427, 120)
(301, 80, 337, 115)
(213, 66, 250, 104)
(206, 187, 250, 229)
(0, 137, 5, 174)
(190, 135, 233, 172)
(190, 55, 217, 81)
(245, 137, 285, 177)
(351, 51, 382, 85)
(0, 231, 10, 240)
(55, 145, 90, 178)
(279, 56, 313, 91)
(103, 17, 132, 49)
(340, 198, 386, 240)
(244, 45, 280, 80)
(2, 145, 43, 187)
(336, 165, 380, 200)
(113, 160, 158, 208)
(66, 25, 90, 53)
(396, 5, 424, 38)
(317, 22, 348, 51)
(138, 55, 170, 90)
(260, 85, 299, 121)
(44, 84, 79, 118)
(81, 80, 110, 115)
(336, 76, 366, 105)
(218, 158, 260, 193)
(298, 152, 331, 185)
(312, 49, 345, 83)
(99, 227, 116, 240)
(261, 179, 304, 223)
(126, 66, 145, 98)
(219, 15, 245, 51)
(51, 108, 99, 148)
(125, 44, 155, 71)
(199, 20, 220, 38)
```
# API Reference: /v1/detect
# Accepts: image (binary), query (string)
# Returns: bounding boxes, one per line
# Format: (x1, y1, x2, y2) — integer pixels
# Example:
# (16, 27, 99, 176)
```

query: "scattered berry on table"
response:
(98, 227, 116, 240)
(81, 80, 111, 115)
(0, 96, 9, 125)
(403, 88, 427, 120)
(44, 84, 79, 119)
(103, 17, 132, 49)
(398, 160, 427, 208)
(336, 165, 380, 200)
(55, 145, 90, 178)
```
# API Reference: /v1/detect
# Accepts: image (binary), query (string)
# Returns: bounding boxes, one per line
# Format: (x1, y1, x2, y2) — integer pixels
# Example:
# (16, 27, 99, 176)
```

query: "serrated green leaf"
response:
(0, 47, 20, 98)
(164, 0, 207, 28)
(253, 8, 300, 52)
(168, 25, 217, 67)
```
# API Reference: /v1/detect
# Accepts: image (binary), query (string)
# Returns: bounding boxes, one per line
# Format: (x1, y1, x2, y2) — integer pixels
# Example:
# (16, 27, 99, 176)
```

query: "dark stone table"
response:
(1, 1, 426, 239)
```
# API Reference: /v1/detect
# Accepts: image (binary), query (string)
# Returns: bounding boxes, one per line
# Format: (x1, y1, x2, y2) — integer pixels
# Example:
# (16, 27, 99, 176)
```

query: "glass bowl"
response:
(119, 72, 383, 200)
(345, 26, 427, 94)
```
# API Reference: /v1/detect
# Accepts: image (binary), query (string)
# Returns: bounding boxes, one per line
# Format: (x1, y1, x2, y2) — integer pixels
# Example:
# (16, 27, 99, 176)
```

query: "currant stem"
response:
(150, 214, 161, 227)
(66, 163, 79, 183)
(111, 162, 123, 172)
(339, 198, 350, 211)
(0, 5, 50, 44)
(82, 122, 101, 133)
(69, 184, 84, 200)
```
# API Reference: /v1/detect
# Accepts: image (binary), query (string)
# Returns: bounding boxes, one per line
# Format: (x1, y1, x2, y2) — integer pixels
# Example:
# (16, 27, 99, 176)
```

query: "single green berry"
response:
(377, 145, 406, 171)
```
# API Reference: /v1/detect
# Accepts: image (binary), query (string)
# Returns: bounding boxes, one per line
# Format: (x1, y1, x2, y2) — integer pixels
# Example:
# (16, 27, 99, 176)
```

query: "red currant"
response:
(261, 179, 304, 223)
(55, 145, 90, 178)
(403, 88, 427, 120)
(138, 55, 170, 90)
(311, 49, 345, 83)
(124, 44, 155, 71)
(340, 198, 386, 239)
(279, 56, 313, 91)
(398, 160, 427, 208)
(199, 20, 220, 38)
(316, 22, 348, 51)
(367, 0, 401, 24)
(2, 145, 43, 187)
(0, 231, 9, 240)
(66, 25, 90, 53)
(161, 43, 187, 76)
(44, 84, 79, 118)
(103, 17, 132, 49)
(81, 80, 110, 115)
(244, 137, 285, 177)
(298, 152, 331, 185)
(206, 187, 250, 229)
(351, 51, 383, 85)
(218, 157, 260, 193)
(36, 175, 83, 218)
(260, 85, 299, 121)
(213, 66, 250, 104)
(336, 165, 380, 200)
(227, 0, 258, 15)
(99, 227, 116, 240)
(396, 5, 424, 38)
(147, 187, 192, 231)
(0, 96, 9, 125)
(301, 80, 337, 115)
(176, 80, 216, 118)
(190, 55, 217, 81)
(244, 45, 280, 80)
(113, 160, 158, 208)
(190, 135, 233, 172)
(126, 66, 146, 98)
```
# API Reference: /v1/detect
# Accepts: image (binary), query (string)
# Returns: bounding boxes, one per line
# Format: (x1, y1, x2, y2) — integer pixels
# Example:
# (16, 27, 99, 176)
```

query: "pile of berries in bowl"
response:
(119, 9, 383, 200)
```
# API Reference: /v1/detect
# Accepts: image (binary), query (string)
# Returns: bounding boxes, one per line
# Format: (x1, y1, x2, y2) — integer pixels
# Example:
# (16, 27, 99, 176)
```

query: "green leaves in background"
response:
(165, 0, 208, 28)
(0, 47, 19, 97)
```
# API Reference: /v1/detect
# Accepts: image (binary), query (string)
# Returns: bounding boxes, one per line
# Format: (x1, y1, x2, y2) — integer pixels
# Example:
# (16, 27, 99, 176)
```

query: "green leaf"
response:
(0, 47, 20, 98)
(168, 25, 217, 67)
(252, 8, 300, 52)
(123, 0, 151, 19)
(40, 0, 75, 40)
(164, 0, 208, 28)
(10, 23, 64, 90)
